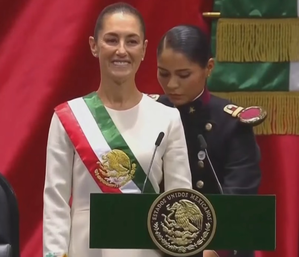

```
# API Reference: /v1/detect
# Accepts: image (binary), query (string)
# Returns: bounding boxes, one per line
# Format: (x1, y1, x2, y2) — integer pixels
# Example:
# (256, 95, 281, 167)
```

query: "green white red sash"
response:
(54, 92, 155, 194)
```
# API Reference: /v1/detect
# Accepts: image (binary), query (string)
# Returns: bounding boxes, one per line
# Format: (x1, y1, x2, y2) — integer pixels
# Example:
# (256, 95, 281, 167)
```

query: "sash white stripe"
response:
(289, 1, 299, 91)
(68, 98, 141, 193)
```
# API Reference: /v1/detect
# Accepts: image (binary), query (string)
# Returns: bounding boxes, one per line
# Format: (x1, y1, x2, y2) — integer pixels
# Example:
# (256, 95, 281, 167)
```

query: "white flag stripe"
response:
(289, 62, 299, 91)
(289, 0, 299, 91)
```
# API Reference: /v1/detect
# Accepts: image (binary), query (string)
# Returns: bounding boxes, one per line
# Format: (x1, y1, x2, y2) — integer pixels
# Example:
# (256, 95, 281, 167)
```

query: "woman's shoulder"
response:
(147, 94, 173, 107)
(143, 94, 181, 123)
(144, 94, 177, 112)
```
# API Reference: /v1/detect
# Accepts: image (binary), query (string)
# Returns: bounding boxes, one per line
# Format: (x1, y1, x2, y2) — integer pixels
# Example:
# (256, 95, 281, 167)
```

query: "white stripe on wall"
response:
(289, 0, 299, 91)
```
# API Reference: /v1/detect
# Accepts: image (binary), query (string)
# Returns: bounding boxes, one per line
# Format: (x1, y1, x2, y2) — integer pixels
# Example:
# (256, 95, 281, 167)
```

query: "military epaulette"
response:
(147, 94, 160, 101)
(223, 104, 267, 126)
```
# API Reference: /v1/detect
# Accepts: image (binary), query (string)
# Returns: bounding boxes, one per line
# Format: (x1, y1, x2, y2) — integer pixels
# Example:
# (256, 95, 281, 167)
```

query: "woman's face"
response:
(89, 13, 147, 83)
(157, 47, 214, 106)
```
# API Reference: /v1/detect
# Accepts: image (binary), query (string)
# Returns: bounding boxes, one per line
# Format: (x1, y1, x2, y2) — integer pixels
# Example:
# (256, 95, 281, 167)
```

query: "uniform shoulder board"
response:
(223, 104, 267, 126)
(147, 94, 160, 101)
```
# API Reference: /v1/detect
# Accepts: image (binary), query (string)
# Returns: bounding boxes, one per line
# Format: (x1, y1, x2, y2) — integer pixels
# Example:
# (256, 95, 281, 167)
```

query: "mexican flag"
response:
(205, 1, 299, 257)
(208, 0, 299, 135)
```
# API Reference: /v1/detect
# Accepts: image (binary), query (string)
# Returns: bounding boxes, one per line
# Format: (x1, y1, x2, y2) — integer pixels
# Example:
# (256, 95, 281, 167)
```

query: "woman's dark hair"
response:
(157, 25, 211, 68)
(93, 2, 146, 41)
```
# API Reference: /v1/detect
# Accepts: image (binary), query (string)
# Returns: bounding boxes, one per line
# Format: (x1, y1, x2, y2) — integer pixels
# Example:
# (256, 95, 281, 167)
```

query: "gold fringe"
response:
(212, 92, 299, 135)
(216, 18, 299, 62)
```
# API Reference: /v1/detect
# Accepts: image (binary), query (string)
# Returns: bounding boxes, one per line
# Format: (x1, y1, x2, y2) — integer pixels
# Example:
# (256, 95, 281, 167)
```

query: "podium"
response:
(89, 189, 275, 255)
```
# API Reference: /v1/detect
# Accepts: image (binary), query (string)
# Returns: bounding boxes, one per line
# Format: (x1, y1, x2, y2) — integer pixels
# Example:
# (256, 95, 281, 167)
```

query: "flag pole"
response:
(202, 12, 220, 18)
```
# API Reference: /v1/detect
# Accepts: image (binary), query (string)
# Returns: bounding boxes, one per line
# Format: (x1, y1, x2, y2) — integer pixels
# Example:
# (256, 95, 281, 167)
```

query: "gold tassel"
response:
(216, 18, 299, 62)
(212, 92, 299, 135)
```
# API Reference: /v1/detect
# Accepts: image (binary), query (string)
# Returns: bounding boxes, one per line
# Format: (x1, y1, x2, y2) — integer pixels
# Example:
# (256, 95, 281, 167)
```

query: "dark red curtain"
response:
(255, 136, 299, 257)
(0, 1, 297, 257)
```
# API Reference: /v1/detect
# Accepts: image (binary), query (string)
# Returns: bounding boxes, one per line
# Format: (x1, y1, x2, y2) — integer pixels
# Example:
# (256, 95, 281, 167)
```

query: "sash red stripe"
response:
(55, 102, 121, 193)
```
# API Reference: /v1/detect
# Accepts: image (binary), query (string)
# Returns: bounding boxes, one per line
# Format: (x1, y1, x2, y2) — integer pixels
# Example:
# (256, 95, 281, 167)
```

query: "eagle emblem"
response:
(94, 149, 136, 188)
(148, 189, 216, 256)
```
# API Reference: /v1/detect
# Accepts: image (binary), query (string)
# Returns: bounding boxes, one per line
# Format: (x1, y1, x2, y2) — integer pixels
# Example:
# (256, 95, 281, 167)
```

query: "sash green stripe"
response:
(83, 92, 155, 193)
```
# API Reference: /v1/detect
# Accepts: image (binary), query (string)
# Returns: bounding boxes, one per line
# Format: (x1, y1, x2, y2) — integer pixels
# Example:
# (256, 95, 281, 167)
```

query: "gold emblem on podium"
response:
(147, 188, 216, 256)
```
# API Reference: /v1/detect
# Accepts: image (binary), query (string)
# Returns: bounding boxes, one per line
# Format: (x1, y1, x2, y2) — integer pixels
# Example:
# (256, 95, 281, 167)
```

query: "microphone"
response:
(197, 135, 224, 194)
(141, 132, 165, 193)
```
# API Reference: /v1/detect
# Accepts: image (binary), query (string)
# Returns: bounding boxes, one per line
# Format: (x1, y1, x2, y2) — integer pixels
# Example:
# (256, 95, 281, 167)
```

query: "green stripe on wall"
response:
(208, 0, 290, 92)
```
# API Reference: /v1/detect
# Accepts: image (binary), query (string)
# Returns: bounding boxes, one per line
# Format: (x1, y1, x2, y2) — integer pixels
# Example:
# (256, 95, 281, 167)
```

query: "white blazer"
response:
(43, 94, 192, 257)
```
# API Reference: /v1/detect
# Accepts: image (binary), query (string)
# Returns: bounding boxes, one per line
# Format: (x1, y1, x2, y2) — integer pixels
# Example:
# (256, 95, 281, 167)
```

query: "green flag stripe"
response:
(220, 0, 298, 18)
(208, 0, 290, 92)
(208, 62, 290, 92)
(83, 92, 155, 193)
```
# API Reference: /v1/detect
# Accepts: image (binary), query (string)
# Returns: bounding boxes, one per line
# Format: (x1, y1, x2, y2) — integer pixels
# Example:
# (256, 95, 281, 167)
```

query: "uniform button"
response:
(197, 150, 206, 160)
(196, 180, 204, 189)
(198, 160, 204, 168)
(205, 123, 212, 131)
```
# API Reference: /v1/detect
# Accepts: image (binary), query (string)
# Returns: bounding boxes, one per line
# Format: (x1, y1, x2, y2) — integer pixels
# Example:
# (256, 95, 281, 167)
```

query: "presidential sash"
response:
(54, 92, 155, 193)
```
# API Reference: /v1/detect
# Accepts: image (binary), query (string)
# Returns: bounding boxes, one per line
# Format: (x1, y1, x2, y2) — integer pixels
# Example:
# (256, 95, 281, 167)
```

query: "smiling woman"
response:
(88, 4, 147, 90)
(42, 3, 193, 257)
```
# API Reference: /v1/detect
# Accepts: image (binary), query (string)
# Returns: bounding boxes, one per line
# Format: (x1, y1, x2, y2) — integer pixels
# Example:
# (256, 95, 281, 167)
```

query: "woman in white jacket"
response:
(42, 3, 192, 257)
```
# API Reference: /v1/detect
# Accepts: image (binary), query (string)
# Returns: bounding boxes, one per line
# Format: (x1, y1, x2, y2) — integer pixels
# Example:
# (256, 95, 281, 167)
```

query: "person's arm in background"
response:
(222, 123, 261, 194)
(210, 122, 261, 257)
